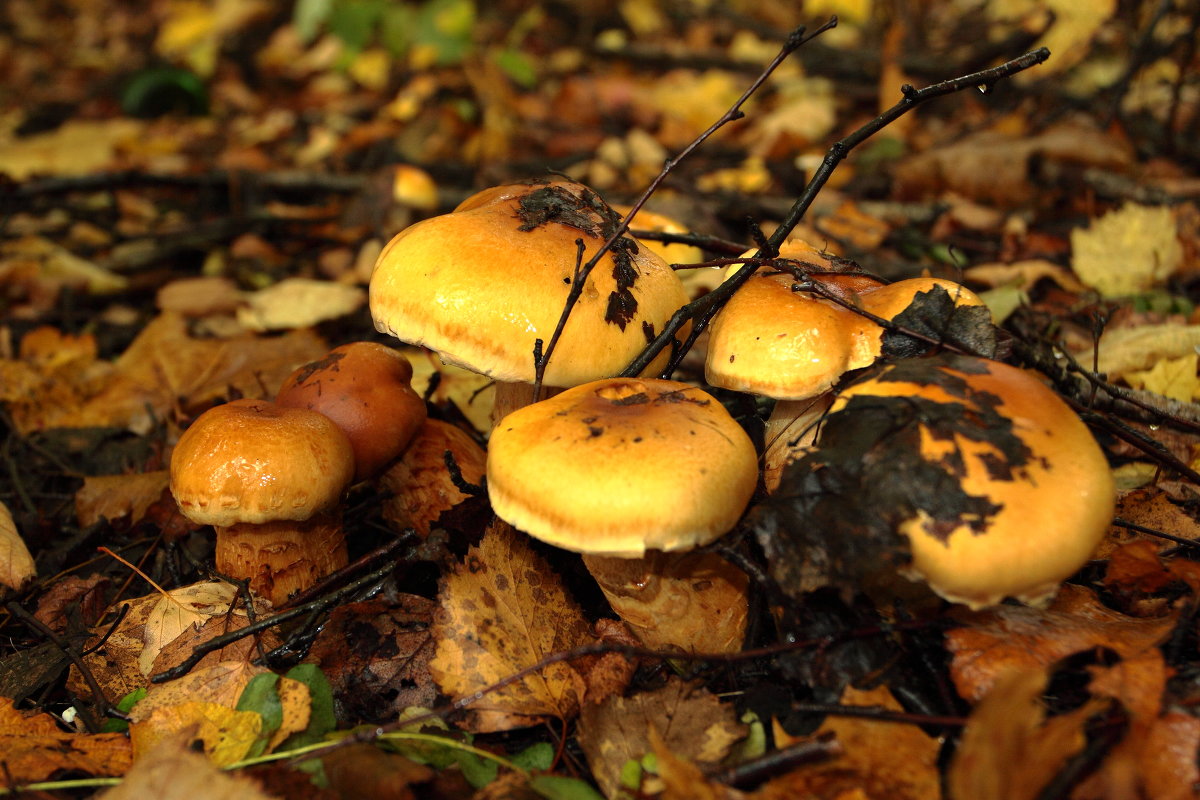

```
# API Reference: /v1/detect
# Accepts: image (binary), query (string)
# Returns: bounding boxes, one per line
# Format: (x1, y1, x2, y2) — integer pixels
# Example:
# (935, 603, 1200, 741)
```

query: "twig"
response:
(1111, 517, 1200, 551)
(620, 45, 1053, 379)
(443, 449, 487, 497)
(532, 20, 836, 391)
(706, 732, 841, 788)
(150, 561, 395, 683)
(628, 228, 749, 256)
(5, 602, 111, 732)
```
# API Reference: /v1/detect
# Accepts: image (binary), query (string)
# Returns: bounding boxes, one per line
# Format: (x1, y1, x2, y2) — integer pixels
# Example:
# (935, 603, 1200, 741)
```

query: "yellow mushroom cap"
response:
(829, 355, 1115, 608)
(370, 180, 690, 386)
(487, 378, 758, 557)
(170, 399, 355, 526)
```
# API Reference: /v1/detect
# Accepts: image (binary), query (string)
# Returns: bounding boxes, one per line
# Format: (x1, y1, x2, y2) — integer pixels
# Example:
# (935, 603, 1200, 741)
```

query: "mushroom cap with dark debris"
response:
(369, 179, 690, 386)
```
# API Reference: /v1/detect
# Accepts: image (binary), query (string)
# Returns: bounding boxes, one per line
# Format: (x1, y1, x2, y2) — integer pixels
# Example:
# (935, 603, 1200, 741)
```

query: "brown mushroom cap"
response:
(487, 378, 758, 557)
(829, 355, 1115, 608)
(170, 398, 355, 526)
(276, 342, 427, 480)
(370, 180, 690, 386)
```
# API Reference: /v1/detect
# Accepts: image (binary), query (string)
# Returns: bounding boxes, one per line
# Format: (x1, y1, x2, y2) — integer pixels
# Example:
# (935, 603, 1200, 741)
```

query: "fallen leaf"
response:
(307, 595, 439, 723)
(1077, 323, 1200, 383)
(401, 346, 496, 433)
(379, 419, 488, 538)
(321, 743, 436, 800)
(1102, 540, 1200, 604)
(986, 0, 1116, 78)
(946, 585, 1175, 702)
(429, 522, 594, 732)
(1071, 203, 1183, 297)
(964, 259, 1087, 292)
(99, 737, 275, 800)
(0, 698, 131, 782)
(0, 235, 128, 295)
(0, 500, 35, 592)
(236, 277, 366, 331)
(129, 700, 264, 766)
(578, 677, 747, 799)
(768, 685, 942, 800)
(947, 669, 1097, 800)
(1096, 486, 1200, 559)
(1123, 352, 1200, 402)
(75, 471, 171, 528)
(138, 582, 253, 676)
(268, 676, 312, 752)
(0, 119, 145, 179)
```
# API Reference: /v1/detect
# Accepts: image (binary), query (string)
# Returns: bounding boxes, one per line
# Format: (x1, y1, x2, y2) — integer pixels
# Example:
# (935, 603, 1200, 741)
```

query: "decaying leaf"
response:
(946, 585, 1175, 702)
(307, 595, 439, 723)
(0, 698, 132, 782)
(947, 669, 1097, 800)
(429, 522, 595, 732)
(577, 677, 747, 799)
(75, 471, 171, 528)
(379, 419, 487, 538)
(0, 500, 36, 592)
(129, 700, 264, 766)
(99, 737, 275, 800)
(1071, 203, 1183, 297)
(770, 685, 941, 800)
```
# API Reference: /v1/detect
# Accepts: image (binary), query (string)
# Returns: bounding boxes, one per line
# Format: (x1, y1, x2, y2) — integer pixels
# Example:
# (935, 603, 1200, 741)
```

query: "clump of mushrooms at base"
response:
(362, 176, 1118, 652)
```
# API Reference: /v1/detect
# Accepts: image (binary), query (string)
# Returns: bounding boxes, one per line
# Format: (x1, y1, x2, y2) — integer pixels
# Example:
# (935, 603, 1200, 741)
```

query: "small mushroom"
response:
(169, 399, 355, 606)
(275, 341, 427, 481)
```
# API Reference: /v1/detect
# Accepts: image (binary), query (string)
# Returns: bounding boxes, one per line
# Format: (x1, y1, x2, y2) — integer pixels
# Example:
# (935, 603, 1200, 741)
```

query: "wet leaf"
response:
(0, 501, 35, 592)
(430, 522, 594, 732)
(0, 698, 132, 781)
(99, 737, 275, 800)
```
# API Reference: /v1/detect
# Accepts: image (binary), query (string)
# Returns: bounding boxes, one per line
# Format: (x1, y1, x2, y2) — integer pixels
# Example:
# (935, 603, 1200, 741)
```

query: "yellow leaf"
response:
(268, 677, 312, 752)
(0, 120, 144, 179)
(0, 501, 35, 592)
(1078, 323, 1200, 382)
(1125, 353, 1200, 403)
(1071, 203, 1182, 296)
(236, 278, 366, 331)
(986, 0, 1116, 77)
(129, 700, 263, 767)
(429, 523, 594, 731)
(138, 583, 242, 676)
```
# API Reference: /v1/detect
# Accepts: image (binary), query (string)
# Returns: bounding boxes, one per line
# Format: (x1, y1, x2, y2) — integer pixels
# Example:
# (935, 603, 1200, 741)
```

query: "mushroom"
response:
(369, 179, 690, 426)
(169, 399, 355, 606)
(705, 240, 985, 489)
(764, 353, 1115, 609)
(275, 341, 427, 481)
(487, 377, 758, 653)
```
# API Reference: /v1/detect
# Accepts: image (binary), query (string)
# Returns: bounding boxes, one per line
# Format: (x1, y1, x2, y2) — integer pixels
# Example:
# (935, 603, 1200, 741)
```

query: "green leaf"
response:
(121, 68, 208, 118)
(414, 0, 475, 65)
(511, 741, 554, 772)
(530, 774, 607, 800)
(329, 0, 387, 53)
(100, 688, 147, 733)
(380, 5, 417, 56)
(493, 48, 537, 88)
(283, 663, 336, 744)
(455, 750, 499, 788)
(236, 673, 282, 758)
(294, 0, 334, 42)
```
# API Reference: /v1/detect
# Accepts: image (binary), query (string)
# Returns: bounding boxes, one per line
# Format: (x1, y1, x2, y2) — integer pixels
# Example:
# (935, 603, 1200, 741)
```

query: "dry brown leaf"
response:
(651, 724, 744, 800)
(379, 419, 487, 538)
(0, 698, 131, 782)
(156, 276, 243, 316)
(0, 235, 128, 295)
(1071, 202, 1183, 296)
(321, 743, 435, 800)
(99, 737, 275, 800)
(578, 677, 747, 799)
(766, 685, 941, 800)
(946, 585, 1176, 702)
(963, 259, 1088, 292)
(0, 326, 112, 434)
(429, 522, 594, 732)
(307, 595, 439, 723)
(1097, 486, 1200, 559)
(0, 500, 35, 592)
(947, 669, 1097, 800)
(75, 471, 170, 528)
(1103, 540, 1200, 604)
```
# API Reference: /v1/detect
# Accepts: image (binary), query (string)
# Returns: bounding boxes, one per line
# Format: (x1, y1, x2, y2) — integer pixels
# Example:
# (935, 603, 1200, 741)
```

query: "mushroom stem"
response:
(763, 394, 835, 492)
(214, 513, 348, 606)
(581, 551, 749, 655)
(490, 381, 563, 429)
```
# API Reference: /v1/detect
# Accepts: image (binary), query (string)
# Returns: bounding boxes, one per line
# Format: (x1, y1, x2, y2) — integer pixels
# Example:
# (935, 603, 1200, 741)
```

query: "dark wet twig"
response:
(443, 449, 487, 497)
(1111, 517, 1200, 551)
(707, 732, 841, 788)
(629, 228, 749, 256)
(5, 602, 111, 732)
(621, 45, 1053, 379)
(150, 561, 395, 683)
(280, 531, 417, 609)
(532, 19, 837, 393)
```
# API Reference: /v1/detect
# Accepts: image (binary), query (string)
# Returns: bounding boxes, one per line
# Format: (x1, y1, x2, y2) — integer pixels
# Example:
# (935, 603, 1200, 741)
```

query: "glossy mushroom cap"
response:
(276, 342, 427, 480)
(829, 355, 1115, 608)
(487, 378, 758, 557)
(369, 180, 690, 386)
(170, 399, 355, 526)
